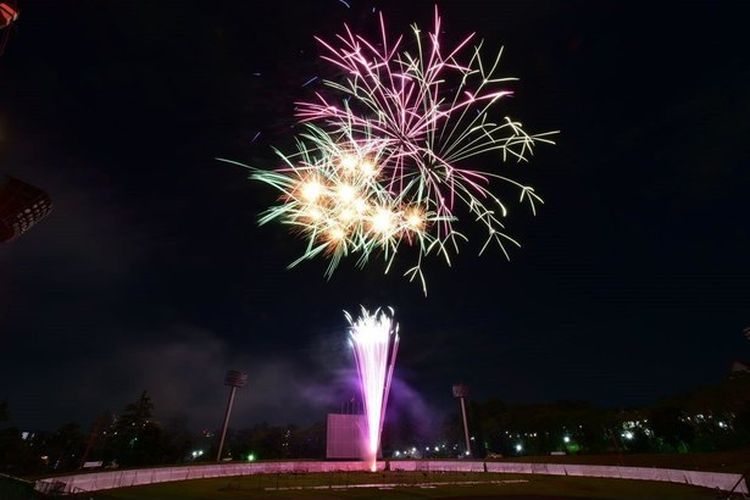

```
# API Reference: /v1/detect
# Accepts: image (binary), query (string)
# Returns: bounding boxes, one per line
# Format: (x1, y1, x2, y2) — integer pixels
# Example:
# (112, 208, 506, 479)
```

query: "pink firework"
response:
(297, 7, 556, 257)
(237, 8, 556, 293)
(346, 307, 399, 472)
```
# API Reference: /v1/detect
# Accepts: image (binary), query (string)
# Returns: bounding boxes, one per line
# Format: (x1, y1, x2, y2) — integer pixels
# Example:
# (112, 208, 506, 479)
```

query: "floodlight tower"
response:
(452, 383, 472, 457)
(216, 370, 247, 462)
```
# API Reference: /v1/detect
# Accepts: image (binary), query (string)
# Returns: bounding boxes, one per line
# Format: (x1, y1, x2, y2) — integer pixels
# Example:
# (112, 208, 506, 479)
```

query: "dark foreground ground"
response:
(103, 471, 724, 500)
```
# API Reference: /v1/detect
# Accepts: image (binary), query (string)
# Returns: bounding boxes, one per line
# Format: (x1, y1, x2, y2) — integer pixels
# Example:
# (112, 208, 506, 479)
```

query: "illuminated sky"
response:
(0, 0, 748, 431)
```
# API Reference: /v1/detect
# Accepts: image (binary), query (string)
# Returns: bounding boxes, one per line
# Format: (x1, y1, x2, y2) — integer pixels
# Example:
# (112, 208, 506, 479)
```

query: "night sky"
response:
(1, 1, 748, 433)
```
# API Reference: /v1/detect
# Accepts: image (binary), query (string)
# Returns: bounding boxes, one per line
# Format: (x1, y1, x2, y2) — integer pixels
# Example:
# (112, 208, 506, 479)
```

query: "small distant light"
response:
(353, 197, 368, 214)
(622, 431, 634, 440)
(718, 421, 727, 428)
(434, 446, 439, 452)
(328, 225, 346, 242)
(411, 447, 417, 453)
(371, 207, 395, 234)
(515, 444, 523, 453)
(300, 180, 324, 203)
(394, 451, 400, 456)
(340, 155, 358, 172)
(464, 450, 470, 456)
(337, 183, 356, 203)
(563, 436, 571, 443)
(406, 210, 424, 230)
(247, 453, 256, 461)
(360, 159, 376, 176)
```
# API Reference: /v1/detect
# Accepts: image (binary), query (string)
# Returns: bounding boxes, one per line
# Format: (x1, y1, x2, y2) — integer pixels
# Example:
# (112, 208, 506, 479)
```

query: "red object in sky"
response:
(0, 1, 18, 28)
(0, 0, 19, 55)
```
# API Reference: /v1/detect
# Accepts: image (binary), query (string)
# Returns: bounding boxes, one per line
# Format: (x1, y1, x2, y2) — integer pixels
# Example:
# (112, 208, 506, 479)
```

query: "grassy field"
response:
(103, 471, 722, 500)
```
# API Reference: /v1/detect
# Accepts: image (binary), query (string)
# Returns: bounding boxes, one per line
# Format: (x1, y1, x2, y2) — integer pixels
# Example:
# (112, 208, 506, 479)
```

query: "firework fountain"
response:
(346, 307, 399, 472)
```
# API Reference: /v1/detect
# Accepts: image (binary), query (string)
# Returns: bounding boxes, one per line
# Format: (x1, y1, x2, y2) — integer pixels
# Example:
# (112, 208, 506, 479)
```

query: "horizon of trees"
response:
(2, 373, 750, 477)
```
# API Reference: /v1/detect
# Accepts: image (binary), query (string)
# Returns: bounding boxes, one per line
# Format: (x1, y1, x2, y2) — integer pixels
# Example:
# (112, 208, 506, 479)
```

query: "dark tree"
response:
(109, 391, 165, 466)
(160, 416, 193, 463)
(0, 401, 41, 476)
(288, 421, 325, 458)
(46, 422, 85, 471)
(649, 407, 694, 452)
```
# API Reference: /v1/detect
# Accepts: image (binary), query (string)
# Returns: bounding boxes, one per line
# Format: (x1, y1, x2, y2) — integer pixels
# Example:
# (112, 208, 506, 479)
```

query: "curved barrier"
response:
(34, 459, 747, 495)
(484, 462, 746, 493)
(34, 461, 384, 495)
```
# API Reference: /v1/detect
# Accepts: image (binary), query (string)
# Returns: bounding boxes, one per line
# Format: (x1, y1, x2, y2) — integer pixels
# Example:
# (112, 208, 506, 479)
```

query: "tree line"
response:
(2, 373, 750, 476)
(0, 392, 325, 476)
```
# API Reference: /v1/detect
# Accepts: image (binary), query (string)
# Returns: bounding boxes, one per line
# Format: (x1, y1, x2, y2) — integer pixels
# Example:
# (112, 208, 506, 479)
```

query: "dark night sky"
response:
(1, 1, 748, 433)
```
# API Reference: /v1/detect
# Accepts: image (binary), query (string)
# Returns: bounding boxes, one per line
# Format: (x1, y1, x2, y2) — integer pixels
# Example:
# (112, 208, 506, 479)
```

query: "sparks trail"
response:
(346, 306, 399, 472)
(235, 8, 557, 293)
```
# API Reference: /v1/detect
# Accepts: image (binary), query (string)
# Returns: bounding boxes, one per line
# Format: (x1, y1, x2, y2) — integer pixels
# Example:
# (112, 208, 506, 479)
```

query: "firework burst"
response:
(227, 8, 556, 293)
(223, 125, 449, 280)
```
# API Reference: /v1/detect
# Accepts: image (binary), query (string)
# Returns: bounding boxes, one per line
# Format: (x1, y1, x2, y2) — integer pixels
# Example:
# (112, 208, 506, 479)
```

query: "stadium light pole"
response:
(452, 384, 472, 457)
(216, 370, 247, 462)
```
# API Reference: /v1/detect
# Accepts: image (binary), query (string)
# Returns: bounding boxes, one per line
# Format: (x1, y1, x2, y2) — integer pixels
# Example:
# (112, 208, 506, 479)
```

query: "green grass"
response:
(103, 471, 721, 499)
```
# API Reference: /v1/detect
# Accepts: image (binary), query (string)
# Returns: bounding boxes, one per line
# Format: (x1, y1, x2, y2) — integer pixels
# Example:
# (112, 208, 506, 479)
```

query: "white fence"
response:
(483, 462, 747, 493)
(35, 461, 384, 494)
(34, 459, 747, 494)
(390, 460, 485, 473)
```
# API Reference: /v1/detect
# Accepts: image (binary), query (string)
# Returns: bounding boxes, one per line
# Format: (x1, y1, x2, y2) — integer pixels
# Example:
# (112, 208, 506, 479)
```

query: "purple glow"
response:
(346, 307, 399, 472)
